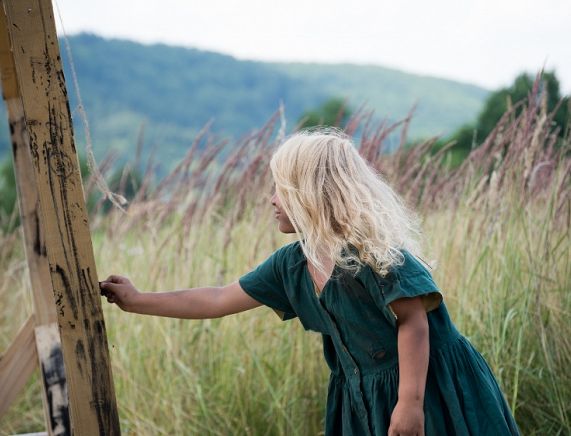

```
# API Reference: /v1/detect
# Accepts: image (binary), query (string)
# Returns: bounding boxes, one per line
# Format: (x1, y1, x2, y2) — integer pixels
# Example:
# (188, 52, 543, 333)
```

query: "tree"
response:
(0, 157, 17, 231)
(436, 71, 570, 164)
(298, 97, 352, 129)
(477, 71, 568, 139)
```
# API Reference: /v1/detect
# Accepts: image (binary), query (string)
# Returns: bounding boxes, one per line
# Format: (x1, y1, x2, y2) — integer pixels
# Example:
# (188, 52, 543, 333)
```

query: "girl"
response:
(100, 131, 520, 436)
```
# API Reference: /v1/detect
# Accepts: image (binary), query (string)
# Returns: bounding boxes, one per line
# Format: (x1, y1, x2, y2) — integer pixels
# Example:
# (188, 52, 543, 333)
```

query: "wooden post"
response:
(0, 0, 120, 434)
(0, 2, 69, 433)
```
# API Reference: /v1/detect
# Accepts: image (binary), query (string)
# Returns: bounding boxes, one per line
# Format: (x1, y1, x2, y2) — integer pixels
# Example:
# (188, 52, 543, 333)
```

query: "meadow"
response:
(0, 87, 570, 435)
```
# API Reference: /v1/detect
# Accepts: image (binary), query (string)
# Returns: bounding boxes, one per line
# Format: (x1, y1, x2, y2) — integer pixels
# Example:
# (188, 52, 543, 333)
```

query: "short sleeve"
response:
(239, 246, 297, 321)
(381, 250, 443, 313)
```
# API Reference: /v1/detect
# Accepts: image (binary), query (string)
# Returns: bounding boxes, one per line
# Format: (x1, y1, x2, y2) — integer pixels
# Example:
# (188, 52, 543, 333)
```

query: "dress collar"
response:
(287, 241, 308, 270)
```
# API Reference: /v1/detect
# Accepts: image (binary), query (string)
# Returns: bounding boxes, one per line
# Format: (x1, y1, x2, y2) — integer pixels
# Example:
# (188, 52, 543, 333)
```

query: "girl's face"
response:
(271, 190, 296, 234)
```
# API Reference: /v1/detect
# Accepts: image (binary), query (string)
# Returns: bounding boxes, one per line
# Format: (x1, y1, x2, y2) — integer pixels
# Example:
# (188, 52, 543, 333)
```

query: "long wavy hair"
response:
(270, 129, 423, 277)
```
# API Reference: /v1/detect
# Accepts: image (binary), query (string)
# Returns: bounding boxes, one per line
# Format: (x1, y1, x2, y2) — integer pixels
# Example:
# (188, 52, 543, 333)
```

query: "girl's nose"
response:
(271, 192, 277, 205)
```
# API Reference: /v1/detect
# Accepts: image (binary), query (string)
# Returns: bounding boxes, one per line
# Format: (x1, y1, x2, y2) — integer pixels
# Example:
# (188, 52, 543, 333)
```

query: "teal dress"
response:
(239, 242, 520, 436)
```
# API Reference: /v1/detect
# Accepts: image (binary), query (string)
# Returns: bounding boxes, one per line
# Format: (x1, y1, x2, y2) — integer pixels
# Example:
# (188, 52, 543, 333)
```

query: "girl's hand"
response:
(388, 400, 424, 436)
(99, 275, 140, 312)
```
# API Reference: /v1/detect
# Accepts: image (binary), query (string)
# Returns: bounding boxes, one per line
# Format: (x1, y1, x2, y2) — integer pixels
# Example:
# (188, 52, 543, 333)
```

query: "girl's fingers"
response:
(99, 285, 108, 296)
(99, 282, 114, 296)
(105, 274, 130, 284)
(99, 282, 120, 303)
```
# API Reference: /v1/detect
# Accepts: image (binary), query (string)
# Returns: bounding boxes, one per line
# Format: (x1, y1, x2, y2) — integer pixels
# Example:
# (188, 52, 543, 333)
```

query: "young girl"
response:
(100, 131, 520, 436)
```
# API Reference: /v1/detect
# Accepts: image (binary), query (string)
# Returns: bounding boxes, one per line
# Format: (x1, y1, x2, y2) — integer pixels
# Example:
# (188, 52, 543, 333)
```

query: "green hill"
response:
(0, 33, 488, 170)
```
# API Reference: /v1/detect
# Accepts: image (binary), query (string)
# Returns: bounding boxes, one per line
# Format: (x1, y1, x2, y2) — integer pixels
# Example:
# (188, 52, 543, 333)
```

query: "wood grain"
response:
(1, 0, 120, 433)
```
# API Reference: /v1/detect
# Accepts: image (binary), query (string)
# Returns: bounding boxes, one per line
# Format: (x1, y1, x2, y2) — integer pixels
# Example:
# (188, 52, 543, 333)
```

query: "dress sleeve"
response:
(375, 250, 443, 313)
(239, 246, 297, 321)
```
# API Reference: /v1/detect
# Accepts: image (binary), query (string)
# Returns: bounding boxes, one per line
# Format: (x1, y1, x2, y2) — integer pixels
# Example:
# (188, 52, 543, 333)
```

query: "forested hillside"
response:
(0, 33, 488, 169)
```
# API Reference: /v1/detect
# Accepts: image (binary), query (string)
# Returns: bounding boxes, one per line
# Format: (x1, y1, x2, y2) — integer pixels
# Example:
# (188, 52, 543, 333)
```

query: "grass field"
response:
(1, 94, 570, 434)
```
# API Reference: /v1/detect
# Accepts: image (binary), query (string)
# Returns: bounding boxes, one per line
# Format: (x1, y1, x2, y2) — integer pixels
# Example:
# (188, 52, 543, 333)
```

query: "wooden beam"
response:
(0, 3, 69, 433)
(3, 97, 58, 326)
(0, 0, 56, 347)
(0, 317, 37, 417)
(1, 1, 120, 434)
(2, 95, 68, 436)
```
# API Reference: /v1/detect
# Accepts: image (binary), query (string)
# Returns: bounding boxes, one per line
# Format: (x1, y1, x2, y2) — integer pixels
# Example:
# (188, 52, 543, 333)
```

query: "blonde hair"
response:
(270, 129, 423, 277)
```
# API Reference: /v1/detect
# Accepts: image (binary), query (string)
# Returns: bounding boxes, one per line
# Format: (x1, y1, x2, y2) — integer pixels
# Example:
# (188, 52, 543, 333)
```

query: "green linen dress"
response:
(239, 241, 521, 436)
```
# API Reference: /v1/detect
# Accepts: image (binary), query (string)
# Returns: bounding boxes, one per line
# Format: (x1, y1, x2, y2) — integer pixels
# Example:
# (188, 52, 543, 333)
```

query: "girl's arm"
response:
(387, 296, 429, 436)
(99, 275, 262, 319)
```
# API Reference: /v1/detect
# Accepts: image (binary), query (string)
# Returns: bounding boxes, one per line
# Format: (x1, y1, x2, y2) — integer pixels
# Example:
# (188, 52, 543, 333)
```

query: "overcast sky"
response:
(54, 0, 571, 93)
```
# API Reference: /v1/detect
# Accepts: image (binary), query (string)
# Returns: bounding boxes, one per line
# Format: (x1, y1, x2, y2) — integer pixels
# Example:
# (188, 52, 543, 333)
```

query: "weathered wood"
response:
(0, 2, 16, 98)
(0, 316, 37, 416)
(2, 94, 67, 436)
(0, 0, 58, 352)
(35, 324, 71, 436)
(3, 97, 58, 325)
(0, 3, 69, 433)
(1, 1, 120, 434)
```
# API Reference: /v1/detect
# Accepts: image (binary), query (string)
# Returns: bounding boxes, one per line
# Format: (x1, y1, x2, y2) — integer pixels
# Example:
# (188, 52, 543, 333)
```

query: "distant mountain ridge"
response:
(0, 33, 488, 170)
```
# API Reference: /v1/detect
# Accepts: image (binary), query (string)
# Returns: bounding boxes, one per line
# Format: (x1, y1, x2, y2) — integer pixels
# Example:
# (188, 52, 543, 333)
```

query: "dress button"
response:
(354, 367, 359, 375)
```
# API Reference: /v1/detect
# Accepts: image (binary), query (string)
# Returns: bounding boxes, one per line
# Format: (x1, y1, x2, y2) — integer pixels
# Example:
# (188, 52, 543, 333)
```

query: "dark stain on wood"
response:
(88, 318, 120, 432)
(54, 290, 64, 317)
(33, 208, 47, 256)
(64, 99, 75, 149)
(9, 113, 27, 159)
(28, 127, 40, 165)
(48, 149, 73, 179)
(40, 342, 71, 436)
(75, 339, 85, 376)
(30, 56, 43, 85)
(9, 132, 18, 160)
(53, 264, 77, 320)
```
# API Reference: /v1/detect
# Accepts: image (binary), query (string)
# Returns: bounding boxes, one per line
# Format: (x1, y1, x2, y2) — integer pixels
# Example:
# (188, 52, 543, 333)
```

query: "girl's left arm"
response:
(388, 296, 429, 436)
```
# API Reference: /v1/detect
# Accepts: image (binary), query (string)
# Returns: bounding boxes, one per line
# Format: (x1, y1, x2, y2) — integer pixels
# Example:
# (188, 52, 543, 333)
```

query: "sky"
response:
(54, 0, 571, 93)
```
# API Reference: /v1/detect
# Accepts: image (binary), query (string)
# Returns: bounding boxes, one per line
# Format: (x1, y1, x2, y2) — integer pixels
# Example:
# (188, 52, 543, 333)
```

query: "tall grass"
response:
(1, 86, 570, 434)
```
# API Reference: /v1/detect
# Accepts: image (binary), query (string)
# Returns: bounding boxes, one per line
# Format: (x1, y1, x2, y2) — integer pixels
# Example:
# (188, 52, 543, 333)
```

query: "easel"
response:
(0, 1, 120, 434)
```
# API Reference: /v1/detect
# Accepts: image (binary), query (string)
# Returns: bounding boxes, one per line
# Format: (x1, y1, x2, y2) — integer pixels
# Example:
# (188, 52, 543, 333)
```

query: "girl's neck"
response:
(307, 255, 335, 293)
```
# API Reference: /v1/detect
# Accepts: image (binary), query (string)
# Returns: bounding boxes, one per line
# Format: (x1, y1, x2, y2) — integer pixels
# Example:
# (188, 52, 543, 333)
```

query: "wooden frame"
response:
(0, 0, 120, 434)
